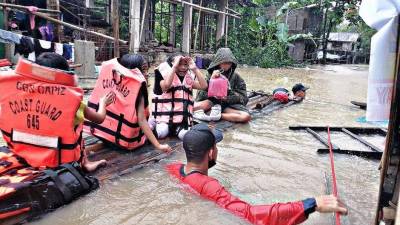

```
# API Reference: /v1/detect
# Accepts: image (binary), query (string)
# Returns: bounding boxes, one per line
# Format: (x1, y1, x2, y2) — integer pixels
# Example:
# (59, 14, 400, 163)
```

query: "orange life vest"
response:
(0, 58, 84, 168)
(84, 58, 149, 150)
(152, 62, 194, 128)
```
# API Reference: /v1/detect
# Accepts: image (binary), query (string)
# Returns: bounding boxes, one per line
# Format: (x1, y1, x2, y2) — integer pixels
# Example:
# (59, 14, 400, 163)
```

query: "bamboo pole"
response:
(0, 2, 60, 14)
(139, 0, 148, 44)
(193, 0, 202, 52)
(0, 3, 128, 44)
(162, 0, 241, 19)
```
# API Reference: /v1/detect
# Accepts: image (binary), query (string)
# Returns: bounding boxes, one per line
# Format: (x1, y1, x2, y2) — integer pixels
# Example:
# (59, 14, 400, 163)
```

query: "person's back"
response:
(0, 54, 84, 168)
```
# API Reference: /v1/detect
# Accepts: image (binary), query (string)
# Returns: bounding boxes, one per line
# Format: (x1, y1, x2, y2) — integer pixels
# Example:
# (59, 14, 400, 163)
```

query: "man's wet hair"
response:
(183, 125, 216, 164)
(120, 54, 145, 71)
(36, 52, 70, 71)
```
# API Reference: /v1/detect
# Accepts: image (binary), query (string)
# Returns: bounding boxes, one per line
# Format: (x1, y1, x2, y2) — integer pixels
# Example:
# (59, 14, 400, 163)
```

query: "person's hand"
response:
(172, 56, 183, 70)
(315, 195, 348, 215)
(211, 70, 221, 79)
(100, 92, 115, 107)
(187, 57, 198, 71)
(157, 144, 172, 153)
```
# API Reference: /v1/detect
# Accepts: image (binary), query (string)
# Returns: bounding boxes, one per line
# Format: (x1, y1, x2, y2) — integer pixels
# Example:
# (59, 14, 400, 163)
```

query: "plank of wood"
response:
(341, 128, 382, 152)
(351, 101, 367, 110)
(290, 126, 387, 135)
(305, 127, 340, 149)
(317, 148, 382, 160)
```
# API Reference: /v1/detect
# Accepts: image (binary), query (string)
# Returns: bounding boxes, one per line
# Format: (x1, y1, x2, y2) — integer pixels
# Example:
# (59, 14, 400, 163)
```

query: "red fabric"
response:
(166, 163, 307, 225)
(273, 92, 289, 104)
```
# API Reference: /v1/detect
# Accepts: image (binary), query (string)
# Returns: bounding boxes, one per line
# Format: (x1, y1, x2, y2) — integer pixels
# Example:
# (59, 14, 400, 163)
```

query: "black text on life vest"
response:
(27, 114, 39, 130)
(102, 79, 130, 97)
(16, 81, 66, 95)
(9, 98, 63, 122)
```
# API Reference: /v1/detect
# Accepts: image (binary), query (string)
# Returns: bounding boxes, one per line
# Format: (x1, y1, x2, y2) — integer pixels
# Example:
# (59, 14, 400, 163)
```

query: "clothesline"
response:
(0, 28, 74, 63)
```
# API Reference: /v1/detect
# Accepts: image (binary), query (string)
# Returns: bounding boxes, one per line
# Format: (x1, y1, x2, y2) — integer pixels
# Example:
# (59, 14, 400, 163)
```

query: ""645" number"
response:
(27, 114, 40, 130)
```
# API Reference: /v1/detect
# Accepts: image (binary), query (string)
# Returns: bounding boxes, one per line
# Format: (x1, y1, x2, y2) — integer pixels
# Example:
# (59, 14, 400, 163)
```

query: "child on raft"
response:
(151, 54, 208, 140)
(37, 53, 117, 172)
(85, 54, 172, 154)
(117, 54, 172, 152)
(194, 48, 251, 123)
(273, 83, 309, 104)
(0, 53, 113, 172)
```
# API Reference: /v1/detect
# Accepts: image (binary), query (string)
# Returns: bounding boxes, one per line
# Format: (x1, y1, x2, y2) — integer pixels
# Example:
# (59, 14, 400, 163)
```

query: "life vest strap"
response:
(87, 102, 140, 128)
(151, 98, 194, 105)
(151, 111, 193, 117)
(1, 129, 81, 151)
(83, 121, 145, 144)
(167, 86, 193, 95)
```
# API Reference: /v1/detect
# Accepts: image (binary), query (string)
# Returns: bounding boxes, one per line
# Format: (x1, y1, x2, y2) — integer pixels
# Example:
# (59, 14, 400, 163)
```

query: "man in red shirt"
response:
(166, 124, 348, 225)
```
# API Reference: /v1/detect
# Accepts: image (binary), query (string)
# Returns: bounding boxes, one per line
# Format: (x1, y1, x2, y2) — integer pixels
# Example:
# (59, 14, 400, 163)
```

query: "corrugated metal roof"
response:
(328, 32, 360, 42)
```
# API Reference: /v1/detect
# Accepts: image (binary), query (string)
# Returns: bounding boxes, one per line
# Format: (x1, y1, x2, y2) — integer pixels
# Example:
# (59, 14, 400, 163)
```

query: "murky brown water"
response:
(5, 65, 382, 225)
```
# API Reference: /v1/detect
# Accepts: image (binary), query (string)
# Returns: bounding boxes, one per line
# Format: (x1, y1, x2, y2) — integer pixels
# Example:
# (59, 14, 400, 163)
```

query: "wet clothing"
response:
(273, 88, 290, 104)
(167, 163, 316, 225)
(196, 48, 248, 112)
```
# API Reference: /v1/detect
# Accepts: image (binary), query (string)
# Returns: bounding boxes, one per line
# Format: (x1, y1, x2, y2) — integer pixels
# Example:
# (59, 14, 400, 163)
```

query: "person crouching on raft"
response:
(84, 54, 172, 153)
(166, 123, 348, 225)
(151, 54, 208, 140)
(0, 53, 113, 172)
(194, 48, 251, 123)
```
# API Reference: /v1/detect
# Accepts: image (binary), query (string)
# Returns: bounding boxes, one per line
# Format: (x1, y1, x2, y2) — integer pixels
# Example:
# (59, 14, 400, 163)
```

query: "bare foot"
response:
(83, 159, 107, 172)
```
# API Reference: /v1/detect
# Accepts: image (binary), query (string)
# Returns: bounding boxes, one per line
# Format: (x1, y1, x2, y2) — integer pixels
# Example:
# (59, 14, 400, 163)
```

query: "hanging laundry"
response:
(34, 39, 55, 58)
(0, 29, 21, 44)
(27, 6, 38, 30)
(14, 36, 34, 57)
(62, 43, 73, 60)
(55, 43, 63, 56)
(38, 23, 54, 41)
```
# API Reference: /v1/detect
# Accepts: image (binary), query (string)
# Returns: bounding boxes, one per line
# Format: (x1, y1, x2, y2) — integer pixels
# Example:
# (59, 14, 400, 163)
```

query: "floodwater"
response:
(7, 65, 383, 225)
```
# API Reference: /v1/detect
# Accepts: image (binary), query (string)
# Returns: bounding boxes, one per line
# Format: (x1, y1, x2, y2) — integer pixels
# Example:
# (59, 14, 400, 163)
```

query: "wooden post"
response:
(74, 40, 96, 79)
(168, 3, 177, 46)
(193, 0, 202, 52)
(112, 0, 120, 57)
(140, 0, 150, 43)
(129, 0, 141, 53)
(216, 0, 227, 46)
(182, 0, 192, 54)
(224, 1, 229, 47)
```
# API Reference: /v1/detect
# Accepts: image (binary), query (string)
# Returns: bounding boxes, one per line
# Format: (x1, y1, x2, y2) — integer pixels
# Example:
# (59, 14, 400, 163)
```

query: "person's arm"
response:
(199, 179, 347, 225)
(84, 92, 115, 124)
(224, 75, 248, 105)
(137, 96, 172, 153)
(188, 58, 208, 90)
(160, 56, 182, 92)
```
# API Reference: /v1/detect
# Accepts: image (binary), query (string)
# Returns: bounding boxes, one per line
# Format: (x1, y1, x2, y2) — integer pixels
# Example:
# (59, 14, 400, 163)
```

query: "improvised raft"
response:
(0, 91, 302, 225)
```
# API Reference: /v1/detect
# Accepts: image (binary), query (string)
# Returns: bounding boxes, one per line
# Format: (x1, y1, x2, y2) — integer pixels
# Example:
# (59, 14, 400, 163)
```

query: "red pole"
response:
(327, 126, 341, 225)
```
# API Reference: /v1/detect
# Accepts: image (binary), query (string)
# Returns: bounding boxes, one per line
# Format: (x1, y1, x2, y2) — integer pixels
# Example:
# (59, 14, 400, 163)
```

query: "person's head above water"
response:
(292, 83, 309, 98)
(182, 124, 223, 169)
(36, 52, 70, 71)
